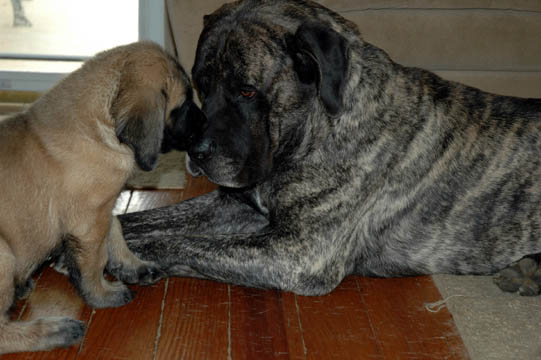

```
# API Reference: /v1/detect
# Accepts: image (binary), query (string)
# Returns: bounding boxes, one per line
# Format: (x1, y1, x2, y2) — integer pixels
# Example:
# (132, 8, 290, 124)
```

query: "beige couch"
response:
(166, 0, 541, 98)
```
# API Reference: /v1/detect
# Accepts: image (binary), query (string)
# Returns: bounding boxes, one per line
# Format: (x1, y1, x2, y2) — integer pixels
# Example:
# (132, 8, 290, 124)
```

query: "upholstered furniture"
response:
(166, 0, 541, 98)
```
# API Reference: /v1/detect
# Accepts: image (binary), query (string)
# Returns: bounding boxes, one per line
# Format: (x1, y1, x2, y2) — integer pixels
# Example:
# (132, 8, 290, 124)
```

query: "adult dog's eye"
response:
(240, 89, 256, 99)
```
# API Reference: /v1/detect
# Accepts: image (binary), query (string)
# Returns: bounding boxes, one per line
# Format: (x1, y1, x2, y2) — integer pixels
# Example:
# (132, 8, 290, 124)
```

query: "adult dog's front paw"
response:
(107, 261, 166, 286)
(493, 257, 541, 296)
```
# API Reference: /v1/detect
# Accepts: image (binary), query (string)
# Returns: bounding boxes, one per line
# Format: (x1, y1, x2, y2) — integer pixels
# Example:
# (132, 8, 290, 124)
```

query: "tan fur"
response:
(0, 41, 190, 354)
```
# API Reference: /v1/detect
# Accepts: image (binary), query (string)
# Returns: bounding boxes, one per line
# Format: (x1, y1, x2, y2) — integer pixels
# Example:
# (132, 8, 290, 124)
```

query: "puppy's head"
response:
(187, 0, 351, 187)
(111, 42, 205, 171)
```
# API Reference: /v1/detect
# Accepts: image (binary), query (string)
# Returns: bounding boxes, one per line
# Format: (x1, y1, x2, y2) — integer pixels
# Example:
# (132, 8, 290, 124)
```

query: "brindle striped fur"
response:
(118, 0, 541, 296)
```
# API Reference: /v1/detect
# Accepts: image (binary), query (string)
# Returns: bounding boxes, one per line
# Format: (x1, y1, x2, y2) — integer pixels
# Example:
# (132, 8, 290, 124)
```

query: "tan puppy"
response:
(0, 41, 203, 354)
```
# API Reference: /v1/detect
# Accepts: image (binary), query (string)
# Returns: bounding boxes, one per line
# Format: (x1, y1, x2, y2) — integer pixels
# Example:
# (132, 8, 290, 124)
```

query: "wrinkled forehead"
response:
(194, 21, 288, 85)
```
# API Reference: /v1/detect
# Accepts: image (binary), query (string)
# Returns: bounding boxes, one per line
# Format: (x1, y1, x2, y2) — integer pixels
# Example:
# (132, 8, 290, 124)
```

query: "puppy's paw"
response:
(51, 253, 69, 276)
(493, 257, 541, 296)
(107, 261, 165, 286)
(84, 281, 135, 309)
(15, 278, 35, 300)
(35, 317, 85, 351)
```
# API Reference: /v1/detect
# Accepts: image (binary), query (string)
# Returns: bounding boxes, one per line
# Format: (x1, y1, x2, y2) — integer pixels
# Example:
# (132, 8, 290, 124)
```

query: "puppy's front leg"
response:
(68, 211, 133, 309)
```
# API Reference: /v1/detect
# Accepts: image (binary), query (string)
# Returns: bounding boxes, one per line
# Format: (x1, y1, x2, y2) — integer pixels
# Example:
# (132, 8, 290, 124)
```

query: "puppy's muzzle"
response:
(162, 100, 207, 153)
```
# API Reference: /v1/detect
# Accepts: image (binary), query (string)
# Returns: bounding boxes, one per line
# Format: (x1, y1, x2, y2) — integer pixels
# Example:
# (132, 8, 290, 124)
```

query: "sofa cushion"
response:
(341, 9, 541, 71)
(317, 0, 541, 12)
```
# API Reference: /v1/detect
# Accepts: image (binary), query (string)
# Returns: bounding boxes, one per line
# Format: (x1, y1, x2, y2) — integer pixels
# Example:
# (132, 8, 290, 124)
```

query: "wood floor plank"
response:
(112, 190, 132, 215)
(229, 286, 302, 360)
(75, 281, 166, 360)
(295, 276, 383, 360)
(182, 174, 217, 200)
(357, 276, 469, 360)
(126, 190, 185, 213)
(155, 278, 229, 360)
(143, 178, 225, 360)
(280, 292, 307, 360)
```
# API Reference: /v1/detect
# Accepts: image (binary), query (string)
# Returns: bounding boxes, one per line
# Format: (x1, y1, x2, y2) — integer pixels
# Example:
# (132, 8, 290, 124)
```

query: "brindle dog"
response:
(117, 0, 541, 296)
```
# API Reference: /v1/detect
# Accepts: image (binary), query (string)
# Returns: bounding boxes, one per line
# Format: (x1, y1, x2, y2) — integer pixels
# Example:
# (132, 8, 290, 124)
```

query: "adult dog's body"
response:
(119, 0, 541, 296)
(0, 42, 202, 354)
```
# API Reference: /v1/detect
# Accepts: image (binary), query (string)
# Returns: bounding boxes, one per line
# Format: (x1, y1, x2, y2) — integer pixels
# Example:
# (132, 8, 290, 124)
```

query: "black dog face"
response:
(186, 7, 349, 188)
(188, 28, 276, 188)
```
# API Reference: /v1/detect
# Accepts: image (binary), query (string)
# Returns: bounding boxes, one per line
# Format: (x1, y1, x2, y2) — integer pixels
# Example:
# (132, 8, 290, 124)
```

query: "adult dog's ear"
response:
(202, 2, 237, 29)
(113, 86, 166, 172)
(286, 22, 348, 116)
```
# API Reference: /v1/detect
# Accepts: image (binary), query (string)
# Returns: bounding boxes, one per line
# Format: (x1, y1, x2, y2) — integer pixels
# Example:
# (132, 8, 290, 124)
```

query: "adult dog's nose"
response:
(190, 138, 216, 161)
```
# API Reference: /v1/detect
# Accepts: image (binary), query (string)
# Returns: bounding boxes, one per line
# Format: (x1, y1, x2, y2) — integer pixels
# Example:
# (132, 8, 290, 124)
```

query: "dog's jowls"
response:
(0, 41, 201, 354)
(119, 0, 540, 297)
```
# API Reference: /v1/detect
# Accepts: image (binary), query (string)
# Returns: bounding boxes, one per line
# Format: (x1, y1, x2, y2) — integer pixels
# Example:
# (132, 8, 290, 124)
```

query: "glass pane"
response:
(0, 0, 138, 58)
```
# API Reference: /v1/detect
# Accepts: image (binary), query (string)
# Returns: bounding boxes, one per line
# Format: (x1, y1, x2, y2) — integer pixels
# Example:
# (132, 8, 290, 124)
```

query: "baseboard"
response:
(0, 90, 40, 104)
(0, 102, 28, 115)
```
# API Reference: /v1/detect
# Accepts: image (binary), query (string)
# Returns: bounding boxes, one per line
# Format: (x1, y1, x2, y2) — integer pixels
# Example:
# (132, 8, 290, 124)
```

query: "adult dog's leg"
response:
(493, 253, 541, 296)
(118, 190, 343, 295)
(118, 190, 269, 238)
(124, 230, 343, 296)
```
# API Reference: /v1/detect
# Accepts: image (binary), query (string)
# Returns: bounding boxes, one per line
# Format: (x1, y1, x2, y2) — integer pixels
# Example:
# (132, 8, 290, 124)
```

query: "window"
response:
(0, 0, 165, 92)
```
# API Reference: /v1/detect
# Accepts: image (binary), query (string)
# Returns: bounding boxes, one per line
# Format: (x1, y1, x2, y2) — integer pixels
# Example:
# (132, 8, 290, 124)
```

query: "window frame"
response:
(0, 0, 165, 93)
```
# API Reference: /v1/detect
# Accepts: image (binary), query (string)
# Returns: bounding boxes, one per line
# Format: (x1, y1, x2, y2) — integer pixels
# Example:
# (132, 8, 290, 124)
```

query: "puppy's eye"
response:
(240, 89, 256, 99)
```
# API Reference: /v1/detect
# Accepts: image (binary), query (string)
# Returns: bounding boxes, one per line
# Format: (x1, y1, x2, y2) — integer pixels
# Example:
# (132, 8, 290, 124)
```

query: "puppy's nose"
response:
(191, 138, 216, 161)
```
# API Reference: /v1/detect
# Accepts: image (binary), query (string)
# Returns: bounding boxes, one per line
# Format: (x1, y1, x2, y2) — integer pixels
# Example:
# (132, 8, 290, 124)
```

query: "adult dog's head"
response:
(186, 0, 355, 188)
(104, 42, 205, 171)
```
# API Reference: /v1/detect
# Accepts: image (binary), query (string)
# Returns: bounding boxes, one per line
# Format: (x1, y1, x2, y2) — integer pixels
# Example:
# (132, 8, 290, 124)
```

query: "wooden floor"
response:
(3, 175, 469, 360)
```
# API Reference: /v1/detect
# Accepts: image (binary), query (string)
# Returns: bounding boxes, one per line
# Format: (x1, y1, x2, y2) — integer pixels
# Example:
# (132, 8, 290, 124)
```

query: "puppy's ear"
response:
(287, 22, 348, 117)
(162, 99, 207, 153)
(113, 87, 166, 172)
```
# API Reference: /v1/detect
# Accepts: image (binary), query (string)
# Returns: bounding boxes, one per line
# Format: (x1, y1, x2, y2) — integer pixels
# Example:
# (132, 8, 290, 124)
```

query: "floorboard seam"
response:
(294, 294, 308, 359)
(153, 278, 169, 360)
(77, 308, 96, 357)
(355, 277, 385, 358)
(227, 285, 232, 360)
